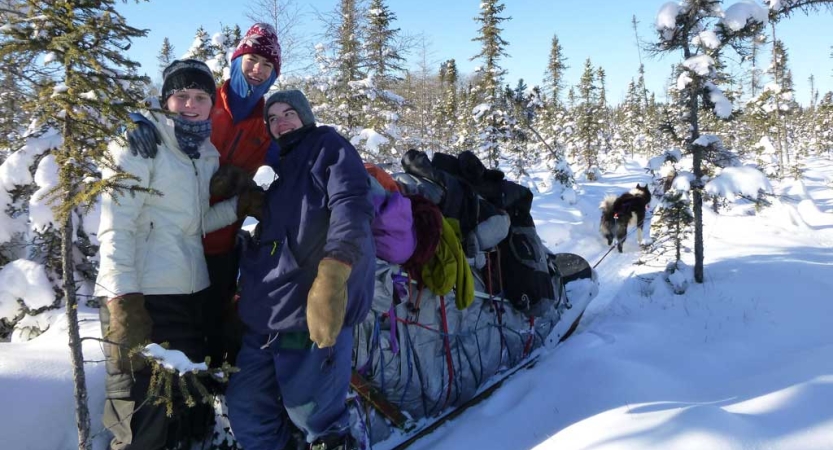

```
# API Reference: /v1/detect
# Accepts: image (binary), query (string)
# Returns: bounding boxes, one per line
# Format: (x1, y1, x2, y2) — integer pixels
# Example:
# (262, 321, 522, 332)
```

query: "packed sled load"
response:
(353, 150, 599, 445)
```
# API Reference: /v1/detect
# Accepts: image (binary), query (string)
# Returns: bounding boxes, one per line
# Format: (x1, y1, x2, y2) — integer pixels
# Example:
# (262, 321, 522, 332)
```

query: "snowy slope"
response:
(1, 157, 833, 450)
(403, 157, 833, 450)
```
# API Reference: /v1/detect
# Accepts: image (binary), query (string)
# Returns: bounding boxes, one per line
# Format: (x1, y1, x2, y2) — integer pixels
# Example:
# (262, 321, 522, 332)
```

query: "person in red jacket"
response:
(126, 23, 282, 368)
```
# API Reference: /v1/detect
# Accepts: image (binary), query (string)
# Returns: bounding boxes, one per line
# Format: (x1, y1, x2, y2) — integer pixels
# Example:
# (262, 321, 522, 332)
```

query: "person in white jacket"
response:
(95, 59, 262, 450)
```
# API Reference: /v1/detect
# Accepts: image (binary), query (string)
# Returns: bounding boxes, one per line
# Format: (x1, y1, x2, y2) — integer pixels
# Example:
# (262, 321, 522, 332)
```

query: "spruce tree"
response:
(748, 33, 765, 98)
(185, 26, 212, 61)
(157, 37, 175, 76)
(619, 78, 642, 157)
(365, 0, 406, 87)
(543, 34, 568, 107)
(394, 36, 442, 153)
(816, 91, 833, 156)
(207, 24, 237, 84)
(361, 0, 407, 163)
(0, 1, 150, 448)
(0, 68, 29, 150)
(470, 0, 511, 168)
(529, 88, 573, 189)
(505, 78, 531, 179)
(767, 38, 798, 171)
(435, 59, 459, 149)
(596, 65, 615, 163)
(653, 0, 766, 282)
(575, 58, 601, 178)
(764, 1, 833, 163)
(453, 82, 479, 155)
(650, 155, 694, 265)
(311, 0, 365, 137)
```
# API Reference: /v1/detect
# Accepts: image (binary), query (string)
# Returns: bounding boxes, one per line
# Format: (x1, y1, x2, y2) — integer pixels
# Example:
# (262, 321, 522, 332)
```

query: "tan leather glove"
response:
(105, 293, 153, 372)
(210, 164, 255, 198)
(307, 259, 352, 348)
(237, 187, 265, 220)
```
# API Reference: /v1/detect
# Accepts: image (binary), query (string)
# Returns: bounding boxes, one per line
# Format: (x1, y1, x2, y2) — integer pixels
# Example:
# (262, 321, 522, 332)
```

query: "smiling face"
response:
(165, 89, 213, 121)
(240, 54, 274, 86)
(266, 102, 303, 137)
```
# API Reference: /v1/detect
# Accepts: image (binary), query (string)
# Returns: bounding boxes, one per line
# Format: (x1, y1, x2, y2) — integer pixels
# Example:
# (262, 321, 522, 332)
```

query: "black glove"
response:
(210, 164, 256, 198)
(237, 186, 265, 220)
(127, 113, 161, 159)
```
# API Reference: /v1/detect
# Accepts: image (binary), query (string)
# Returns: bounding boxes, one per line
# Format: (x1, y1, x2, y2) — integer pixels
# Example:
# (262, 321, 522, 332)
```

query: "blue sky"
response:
(117, 0, 832, 105)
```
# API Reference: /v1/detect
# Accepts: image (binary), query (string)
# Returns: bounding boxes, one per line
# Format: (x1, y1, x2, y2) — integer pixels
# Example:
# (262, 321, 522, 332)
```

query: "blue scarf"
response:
(172, 116, 212, 159)
(228, 57, 278, 124)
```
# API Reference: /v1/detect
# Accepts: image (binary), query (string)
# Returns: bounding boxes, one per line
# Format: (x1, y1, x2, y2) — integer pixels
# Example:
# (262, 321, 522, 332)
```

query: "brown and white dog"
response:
(599, 184, 652, 253)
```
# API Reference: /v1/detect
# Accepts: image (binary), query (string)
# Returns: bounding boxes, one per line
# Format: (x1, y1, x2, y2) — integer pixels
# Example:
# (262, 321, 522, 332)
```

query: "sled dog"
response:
(599, 184, 651, 253)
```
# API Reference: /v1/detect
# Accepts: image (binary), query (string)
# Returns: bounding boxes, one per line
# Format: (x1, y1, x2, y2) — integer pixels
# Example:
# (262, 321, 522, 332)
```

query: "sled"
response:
(350, 251, 599, 447)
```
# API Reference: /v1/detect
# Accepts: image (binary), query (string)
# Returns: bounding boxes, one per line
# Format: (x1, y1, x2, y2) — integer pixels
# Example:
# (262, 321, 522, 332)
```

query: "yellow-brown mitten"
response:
(306, 259, 351, 348)
(106, 293, 153, 372)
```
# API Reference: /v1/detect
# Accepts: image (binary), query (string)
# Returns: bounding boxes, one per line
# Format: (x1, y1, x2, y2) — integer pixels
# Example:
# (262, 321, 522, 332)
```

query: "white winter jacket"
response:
(94, 111, 239, 298)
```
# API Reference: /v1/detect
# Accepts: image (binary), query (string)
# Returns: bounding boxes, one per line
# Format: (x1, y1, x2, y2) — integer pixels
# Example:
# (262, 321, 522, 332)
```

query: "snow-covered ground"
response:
(2, 156, 832, 450)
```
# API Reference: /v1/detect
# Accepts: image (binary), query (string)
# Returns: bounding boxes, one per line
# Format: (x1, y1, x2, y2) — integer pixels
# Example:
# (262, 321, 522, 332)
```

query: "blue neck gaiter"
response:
(227, 57, 278, 124)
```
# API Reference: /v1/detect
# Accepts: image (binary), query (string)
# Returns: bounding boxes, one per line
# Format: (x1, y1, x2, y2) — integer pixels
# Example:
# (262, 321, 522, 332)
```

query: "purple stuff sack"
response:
(372, 191, 417, 264)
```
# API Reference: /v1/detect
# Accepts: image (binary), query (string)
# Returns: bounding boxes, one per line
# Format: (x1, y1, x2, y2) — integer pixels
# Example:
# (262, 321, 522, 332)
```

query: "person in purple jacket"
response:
(226, 89, 375, 450)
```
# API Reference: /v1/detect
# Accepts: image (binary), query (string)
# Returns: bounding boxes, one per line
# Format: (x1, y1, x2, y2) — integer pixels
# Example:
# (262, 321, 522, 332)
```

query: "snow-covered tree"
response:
(746, 33, 766, 98)
(205, 29, 229, 84)
(653, 0, 768, 282)
(595, 65, 617, 167)
(157, 37, 175, 76)
(357, 0, 408, 164)
(0, 1, 150, 447)
(469, 0, 511, 168)
(309, 0, 366, 138)
(453, 81, 479, 155)
(183, 26, 212, 61)
(649, 150, 694, 265)
(543, 33, 568, 107)
(365, 0, 406, 88)
(503, 79, 532, 179)
(574, 58, 602, 178)
(205, 25, 241, 84)
(434, 58, 459, 149)
(618, 78, 645, 157)
(764, 38, 798, 171)
(528, 88, 573, 189)
(814, 91, 833, 155)
(394, 35, 442, 153)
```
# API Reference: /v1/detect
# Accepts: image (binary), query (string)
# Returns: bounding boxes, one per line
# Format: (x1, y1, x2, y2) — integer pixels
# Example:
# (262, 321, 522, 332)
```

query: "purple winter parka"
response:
(237, 124, 376, 335)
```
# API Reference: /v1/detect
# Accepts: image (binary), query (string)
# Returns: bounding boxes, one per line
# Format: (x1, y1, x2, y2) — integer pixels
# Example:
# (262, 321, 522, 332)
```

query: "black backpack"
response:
(499, 225, 555, 317)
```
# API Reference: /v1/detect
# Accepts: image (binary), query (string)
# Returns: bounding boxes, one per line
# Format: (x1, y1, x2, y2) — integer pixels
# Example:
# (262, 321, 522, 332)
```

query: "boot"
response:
(310, 431, 358, 450)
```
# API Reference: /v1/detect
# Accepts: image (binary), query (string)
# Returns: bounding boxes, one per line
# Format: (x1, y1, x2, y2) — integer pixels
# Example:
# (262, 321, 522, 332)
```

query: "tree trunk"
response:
(688, 80, 705, 284)
(63, 212, 92, 450)
(770, 22, 789, 171)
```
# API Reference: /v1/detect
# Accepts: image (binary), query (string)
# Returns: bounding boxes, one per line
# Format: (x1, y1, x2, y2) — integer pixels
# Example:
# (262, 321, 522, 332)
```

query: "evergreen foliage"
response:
(434, 59, 459, 148)
(652, 0, 767, 283)
(574, 58, 602, 178)
(184, 26, 212, 61)
(469, 0, 511, 168)
(309, 0, 365, 140)
(359, 0, 406, 163)
(157, 37, 175, 77)
(0, 1, 151, 446)
(543, 33, 568, 106)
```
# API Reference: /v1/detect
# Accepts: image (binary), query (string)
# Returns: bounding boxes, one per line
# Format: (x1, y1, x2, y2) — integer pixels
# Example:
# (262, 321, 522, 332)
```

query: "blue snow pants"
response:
(226, 327, 353, 450)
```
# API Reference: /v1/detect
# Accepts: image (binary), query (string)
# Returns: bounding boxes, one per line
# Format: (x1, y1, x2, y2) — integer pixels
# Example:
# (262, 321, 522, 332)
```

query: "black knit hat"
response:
(264, 89, 315, 130)
(160, 59, 217, 104)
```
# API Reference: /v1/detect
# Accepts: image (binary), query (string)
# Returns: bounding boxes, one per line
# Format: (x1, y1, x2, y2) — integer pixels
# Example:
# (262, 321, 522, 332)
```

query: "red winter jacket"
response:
(203, 80, 272, 255)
